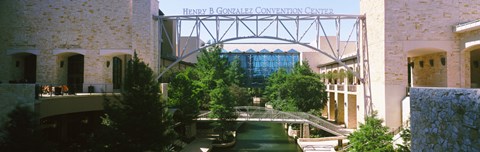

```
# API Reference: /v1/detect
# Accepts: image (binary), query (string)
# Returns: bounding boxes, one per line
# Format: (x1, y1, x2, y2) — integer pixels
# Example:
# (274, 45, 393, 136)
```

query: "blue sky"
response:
(158, 0, 360, 43)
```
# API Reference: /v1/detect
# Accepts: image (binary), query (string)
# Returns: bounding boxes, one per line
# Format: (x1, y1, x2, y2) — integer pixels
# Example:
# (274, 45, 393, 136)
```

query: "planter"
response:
(212, 131, 237, 148)
(88, 85, 94, 93)
(212, 139, 236, 148)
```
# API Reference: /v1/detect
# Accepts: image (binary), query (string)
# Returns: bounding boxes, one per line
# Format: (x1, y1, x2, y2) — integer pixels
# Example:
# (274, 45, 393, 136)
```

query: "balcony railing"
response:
(348, 85, 357, 92)
(36, 83, 119, 98)
(326, 84, 358, 94)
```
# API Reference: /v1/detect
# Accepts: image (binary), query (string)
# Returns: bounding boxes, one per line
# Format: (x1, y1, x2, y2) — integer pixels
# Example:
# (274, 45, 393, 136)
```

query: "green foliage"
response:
(0, 105, 55, 152)
(292, 61, 315, 76)
(225, 56, 246, 86)
(229, 84, 251, 106)
(168, 67, 200, 123)
(310, 128, 335, 138)
(395, 128, 411, 152)
(100, 52, 176, 151)
(194, 45, 230, 109)
(264, 68, 288, 101)
(264, 61, 328, 112)
(284, 74, 327, 112)
(158, 66, 181, 83)
(208, 80, 238, 142)
(347, 70, 355, 84)
(167, 45, 248, 142)
(347, 111, 394, 152)
(269, 99, 298, 112)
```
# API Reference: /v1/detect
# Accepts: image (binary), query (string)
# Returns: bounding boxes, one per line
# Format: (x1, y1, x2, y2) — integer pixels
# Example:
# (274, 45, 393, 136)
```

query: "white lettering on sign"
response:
(182, 7, 334, 15)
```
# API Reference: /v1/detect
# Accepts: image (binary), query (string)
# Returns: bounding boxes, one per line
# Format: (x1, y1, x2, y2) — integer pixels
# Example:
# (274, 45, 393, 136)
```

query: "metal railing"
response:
(328, 84, 359, 93)
(328, 85, 335, 90)
(197, 106, 351, 136)
(348, 85, 357, 92)
(36, 83, 119, 98)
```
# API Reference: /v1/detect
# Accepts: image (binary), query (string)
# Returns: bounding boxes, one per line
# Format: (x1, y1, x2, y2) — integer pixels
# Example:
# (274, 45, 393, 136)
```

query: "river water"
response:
(212, 122, 302, 152)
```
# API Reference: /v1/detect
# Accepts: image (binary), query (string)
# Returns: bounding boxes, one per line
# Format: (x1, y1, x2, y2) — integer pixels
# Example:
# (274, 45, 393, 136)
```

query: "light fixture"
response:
(106, 61, 110, 68)
(441, 57, 446, 66)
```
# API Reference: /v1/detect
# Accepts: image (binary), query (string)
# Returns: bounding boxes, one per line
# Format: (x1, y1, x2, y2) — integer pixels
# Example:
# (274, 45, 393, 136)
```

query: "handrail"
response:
(197, 106, 350, 136)
(36, 83, 120, 98)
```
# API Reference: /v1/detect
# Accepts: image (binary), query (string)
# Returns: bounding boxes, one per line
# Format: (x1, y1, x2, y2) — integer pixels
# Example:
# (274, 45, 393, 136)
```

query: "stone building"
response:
(0, 0, 160, 93)
(357, 0, 480, 131)
(0, 0, 479, 148)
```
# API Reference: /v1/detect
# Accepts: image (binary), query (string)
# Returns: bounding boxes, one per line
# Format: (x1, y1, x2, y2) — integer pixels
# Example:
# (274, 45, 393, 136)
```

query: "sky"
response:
(159, 0, 359, 15)
(158, 0, 360, 43)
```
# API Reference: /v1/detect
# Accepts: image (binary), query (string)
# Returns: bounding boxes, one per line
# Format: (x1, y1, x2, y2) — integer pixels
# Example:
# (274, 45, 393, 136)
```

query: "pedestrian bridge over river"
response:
(196, 106, 351, 136)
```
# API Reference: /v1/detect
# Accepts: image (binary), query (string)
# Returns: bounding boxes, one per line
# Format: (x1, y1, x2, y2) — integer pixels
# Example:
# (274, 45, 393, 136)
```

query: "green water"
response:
(212, 122, 302, 152)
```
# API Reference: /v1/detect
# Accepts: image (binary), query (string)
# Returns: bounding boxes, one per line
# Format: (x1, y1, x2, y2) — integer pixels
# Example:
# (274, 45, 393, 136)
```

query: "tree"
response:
(225, 56, 245, 86)
(292, 61, 315, 76)
(208, 80, 238, 142)
(347, 111, 394, 152)
(284, 74, 327, 112)
(100, 52, 176, 151)
(229, 84, 251, 106)
(264, 68, 288, 102)
(194, 45, 230, 109)
(168, 67, 200, 123)
(395, 128, 411, 152)
(264, 61, 328, 112)
(0, 105, 55, 152)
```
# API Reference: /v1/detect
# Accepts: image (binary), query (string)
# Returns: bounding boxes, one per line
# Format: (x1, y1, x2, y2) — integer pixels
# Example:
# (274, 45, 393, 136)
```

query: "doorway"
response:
(68, 55, 84, 93)
(112, 57, 122, 89)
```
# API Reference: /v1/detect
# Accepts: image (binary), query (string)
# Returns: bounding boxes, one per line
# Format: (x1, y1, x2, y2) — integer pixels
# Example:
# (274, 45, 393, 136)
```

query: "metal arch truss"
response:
(197, 106, 351, 136)
(155, 14, 365, 80)
(155, 14, 373, 115)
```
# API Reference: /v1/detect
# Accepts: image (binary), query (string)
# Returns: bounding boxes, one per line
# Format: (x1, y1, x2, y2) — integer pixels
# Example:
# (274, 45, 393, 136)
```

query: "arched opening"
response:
(407, 48, 447, 87)
(470, 49, 480, 88)
(10, 53, 37, 83)
(326, 71, 333, 84)
(332, 70, 338, 84)
(339, 69, 346, 84)
(112, 57, 123, 90)
(68, 54, 84, 93)
(348, 67, 354, 85)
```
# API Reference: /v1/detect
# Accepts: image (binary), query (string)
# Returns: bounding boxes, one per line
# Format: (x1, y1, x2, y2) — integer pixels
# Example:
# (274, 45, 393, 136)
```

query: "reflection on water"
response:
(212, 122, 302, 152)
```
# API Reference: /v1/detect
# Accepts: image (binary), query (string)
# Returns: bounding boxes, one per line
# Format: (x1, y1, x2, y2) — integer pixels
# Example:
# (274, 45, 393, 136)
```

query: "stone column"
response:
(302, 123, 310, 138)
(185, 122, 197, 138)
(160, 83, 168, 101)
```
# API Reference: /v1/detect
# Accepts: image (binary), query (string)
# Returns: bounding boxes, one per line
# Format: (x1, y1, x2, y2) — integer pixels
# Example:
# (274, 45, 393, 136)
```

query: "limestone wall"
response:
(411, 52, 447, 87)
(410, 87, 480, 151)
(384, 0, 480, 88)
(0, 84, 36, 126)
(361, 0, 480, 130)
(0, 0, 159, 85)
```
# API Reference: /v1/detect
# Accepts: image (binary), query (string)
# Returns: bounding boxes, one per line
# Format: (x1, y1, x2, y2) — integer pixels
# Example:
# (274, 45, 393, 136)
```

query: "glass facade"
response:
(221, 49, 300, 87)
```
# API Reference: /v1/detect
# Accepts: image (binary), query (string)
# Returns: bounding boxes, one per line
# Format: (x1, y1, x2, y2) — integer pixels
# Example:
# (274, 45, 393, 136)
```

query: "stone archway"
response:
(407, 48, 448, 87)
(470, 48, 480, 88)
(9, 52, 37, 83)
